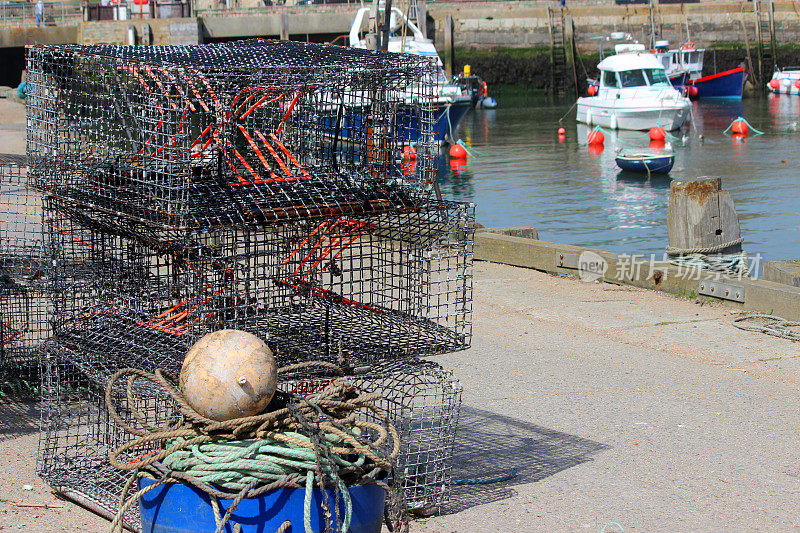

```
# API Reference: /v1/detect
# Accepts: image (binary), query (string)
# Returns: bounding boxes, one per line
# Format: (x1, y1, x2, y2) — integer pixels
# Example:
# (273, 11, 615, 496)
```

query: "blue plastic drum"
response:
(138, 477, 385, 533)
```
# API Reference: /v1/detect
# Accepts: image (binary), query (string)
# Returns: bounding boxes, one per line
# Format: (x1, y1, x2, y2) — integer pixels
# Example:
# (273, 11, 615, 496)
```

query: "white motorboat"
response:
(577, 44, 692, 131)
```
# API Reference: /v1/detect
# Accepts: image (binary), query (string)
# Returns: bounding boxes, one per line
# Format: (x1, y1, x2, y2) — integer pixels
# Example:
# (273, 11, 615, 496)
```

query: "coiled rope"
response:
(106, 364, 400, 533)
(733, 314, 800, 341)
(666, 238, 749, 277)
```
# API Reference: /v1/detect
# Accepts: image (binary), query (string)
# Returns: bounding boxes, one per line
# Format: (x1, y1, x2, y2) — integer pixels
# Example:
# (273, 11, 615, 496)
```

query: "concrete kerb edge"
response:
(475, 229, 800, 321)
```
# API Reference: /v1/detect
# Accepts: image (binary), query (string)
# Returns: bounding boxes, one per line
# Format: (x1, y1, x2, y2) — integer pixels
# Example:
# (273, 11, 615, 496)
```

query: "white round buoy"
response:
(179, 330, 277, 421)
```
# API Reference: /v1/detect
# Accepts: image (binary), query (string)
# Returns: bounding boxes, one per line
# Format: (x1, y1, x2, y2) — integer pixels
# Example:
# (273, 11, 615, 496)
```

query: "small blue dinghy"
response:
(615, 151, 674, 174)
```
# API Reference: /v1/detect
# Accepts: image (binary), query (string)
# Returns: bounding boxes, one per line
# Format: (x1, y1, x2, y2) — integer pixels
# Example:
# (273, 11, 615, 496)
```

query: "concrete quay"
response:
(3, 0, 800, 49)
(2, 259, 799, 530)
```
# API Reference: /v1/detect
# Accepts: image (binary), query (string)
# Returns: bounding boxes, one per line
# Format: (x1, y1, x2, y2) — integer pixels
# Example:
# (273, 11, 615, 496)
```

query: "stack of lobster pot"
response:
(0, 154, 50, 400)
(25, 40, 475, 527)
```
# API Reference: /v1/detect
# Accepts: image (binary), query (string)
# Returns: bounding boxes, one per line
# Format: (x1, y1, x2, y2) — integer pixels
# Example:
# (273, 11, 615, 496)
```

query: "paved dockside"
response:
(2, 260, 799, 531)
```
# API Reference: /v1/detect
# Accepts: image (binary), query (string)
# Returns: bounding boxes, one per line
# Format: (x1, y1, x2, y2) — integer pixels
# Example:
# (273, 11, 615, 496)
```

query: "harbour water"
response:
(438, 94, 800, 266)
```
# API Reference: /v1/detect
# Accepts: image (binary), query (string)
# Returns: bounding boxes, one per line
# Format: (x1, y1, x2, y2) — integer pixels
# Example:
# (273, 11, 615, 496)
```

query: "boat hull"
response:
(615, 154, 675, 174)
(687, 67, 748, 99)
(576, 100, 690, 131)
(314, 99, 470, 145)
(435, 101, 471, 143)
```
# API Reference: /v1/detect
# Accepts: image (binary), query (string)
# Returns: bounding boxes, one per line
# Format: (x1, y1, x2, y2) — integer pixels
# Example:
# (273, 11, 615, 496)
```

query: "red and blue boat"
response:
(653, 40, 748, 99)
(686, 66, 748, 99)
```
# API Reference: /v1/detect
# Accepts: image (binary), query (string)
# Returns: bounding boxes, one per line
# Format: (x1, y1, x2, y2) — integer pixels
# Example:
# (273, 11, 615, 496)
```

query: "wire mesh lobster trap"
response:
(1, 155, 50, 396)
(39, 350, 461, 530)
(45, 198, 474, 382)
(26, 40, 439, 229)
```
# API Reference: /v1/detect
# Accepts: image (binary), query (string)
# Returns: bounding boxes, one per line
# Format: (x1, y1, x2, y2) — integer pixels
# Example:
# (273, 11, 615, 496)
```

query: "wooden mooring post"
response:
(667, 177, 743, 255)
(444, 14, 454, 77)
(280, 14, 289, 40)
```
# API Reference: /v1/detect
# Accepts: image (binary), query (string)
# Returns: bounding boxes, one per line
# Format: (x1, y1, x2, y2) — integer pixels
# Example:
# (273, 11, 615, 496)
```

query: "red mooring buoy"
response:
(587, 85, 598, 96)
(649, 126, 666, 141)
(769, 79, 781, 90)
(450, 158, 467, 174)
(449, 143, 468, 159)
(558, 127, 566, 136)
(794, 80, 800, 89)
(587, 129, 604, 145)
(731, 120, 748, 135)
(687, 85, 699, 98)
(587, 143, 604, 157)
(403, 145, 417, 161)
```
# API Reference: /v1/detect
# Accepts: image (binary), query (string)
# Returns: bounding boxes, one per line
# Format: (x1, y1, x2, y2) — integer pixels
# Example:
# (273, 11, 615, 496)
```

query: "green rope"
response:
(655, 121, 681, 142)
(455, 139, 481, 158)
(723, 116, 765, 135)
(161, 435, 368, 493)
(667, 253, 749, 277)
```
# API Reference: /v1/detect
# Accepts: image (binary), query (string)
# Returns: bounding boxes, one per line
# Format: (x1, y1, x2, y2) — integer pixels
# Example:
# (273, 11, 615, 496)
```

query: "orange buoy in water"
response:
(649, 126, 666, 141)
(587, 85, 598, 96)
(794, 80, 800, 90)
(769, 78, 781, 90)
(649, 139, 666, 150)
(587, 143, 604, 157)
(687, 85, 699, 98)
(449, 143, 468, 159)
(731, 119, 748, 135)
(403, 145, 417, 161)
(558, 127, 566, 136)
(401, 159, 416, 176)
(450, 158, 467, 174)
(587, 129, 604, 145)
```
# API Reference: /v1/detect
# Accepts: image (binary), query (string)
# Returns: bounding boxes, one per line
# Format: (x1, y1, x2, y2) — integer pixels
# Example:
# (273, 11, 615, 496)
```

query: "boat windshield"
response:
(618, 69, 648, 87)
(643, 68, 670, 86)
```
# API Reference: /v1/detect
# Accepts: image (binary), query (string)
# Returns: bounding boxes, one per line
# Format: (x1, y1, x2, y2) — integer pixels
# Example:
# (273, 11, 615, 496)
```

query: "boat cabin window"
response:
(618, 69, 648, 87)
(643, 68, 670, 86)
(602, 70, 618, 88)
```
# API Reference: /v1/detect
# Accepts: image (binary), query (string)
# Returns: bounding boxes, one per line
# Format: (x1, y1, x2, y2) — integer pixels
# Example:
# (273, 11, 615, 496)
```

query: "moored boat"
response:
(686, 66, 748, 99)
(576, 44, 691, 131)
(615, 151, 675, 174)
(768, 68, 800, 94)
(349, 6, 471, 143)
(653, 40, 747, 98)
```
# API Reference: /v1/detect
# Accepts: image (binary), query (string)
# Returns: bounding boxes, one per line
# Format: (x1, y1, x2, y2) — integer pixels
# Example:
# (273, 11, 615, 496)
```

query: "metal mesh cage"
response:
(1, 154, 48, 279)
(39, 351, 461, 530)
(26, 40, 439, 229)
(46, 199, 474, 382)
(279, 360, 463, 516)
(1, 155, 50, 397)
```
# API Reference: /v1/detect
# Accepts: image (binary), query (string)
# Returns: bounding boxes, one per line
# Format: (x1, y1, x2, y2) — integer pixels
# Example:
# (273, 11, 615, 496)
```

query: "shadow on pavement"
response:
(0, 399, 39, 442)
(444, 406, 609, 514)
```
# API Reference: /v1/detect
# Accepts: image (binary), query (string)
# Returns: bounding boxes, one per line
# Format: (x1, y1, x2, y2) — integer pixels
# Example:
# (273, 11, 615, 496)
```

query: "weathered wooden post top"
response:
(667, 177, 743, 255)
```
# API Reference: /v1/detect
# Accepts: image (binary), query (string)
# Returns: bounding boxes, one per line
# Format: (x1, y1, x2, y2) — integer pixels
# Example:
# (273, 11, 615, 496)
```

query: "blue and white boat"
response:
(615, 150, 675, 174)
(348, 6, 471, 143)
